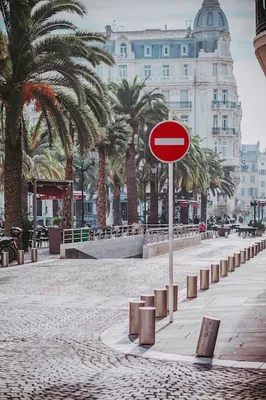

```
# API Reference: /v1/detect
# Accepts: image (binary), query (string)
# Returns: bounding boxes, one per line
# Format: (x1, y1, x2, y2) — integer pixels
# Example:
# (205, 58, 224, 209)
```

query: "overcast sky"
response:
(76, 0, 263, 149)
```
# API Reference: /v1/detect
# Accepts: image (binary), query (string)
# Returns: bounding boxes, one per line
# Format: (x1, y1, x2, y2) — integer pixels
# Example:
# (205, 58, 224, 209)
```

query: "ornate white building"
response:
(97, 0, 242, 211)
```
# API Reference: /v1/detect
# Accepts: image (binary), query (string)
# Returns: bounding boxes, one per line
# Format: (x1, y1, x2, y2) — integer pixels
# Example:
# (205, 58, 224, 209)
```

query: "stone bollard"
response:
(234, 253, 241, 268)
(154, 289, 167, 318)
(253, 244, 257, 256)
(211, 264, 220, 283)
(264, 239, 266, 249)
(31, 248, 37, 262)
(256, 243, 259, 254)
(17, 250, 24, 265)
(187, 276, 198, 298)
(200, 269, 210, 290)
(196, 316, 221, 358)
(225, 231, 229, 238)
(140, 294, 155, 308)
(240, 250, 246, 264)
(228, 256, 235, 272)
(1, 251, 9, 268)
(129, 301, 145, 335)
(260, 241, 264, 252)
(220, 260, 228, 277)
(245, 247, 250, 261)
(166, 284, 178, 312)
(250, 246, 254, 258)
(139, 307, 156, 345)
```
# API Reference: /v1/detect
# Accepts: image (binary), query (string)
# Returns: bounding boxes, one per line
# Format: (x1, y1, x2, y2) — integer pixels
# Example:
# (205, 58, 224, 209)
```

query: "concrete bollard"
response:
(264, 239, 266, 249)
(245, 247, 250, 261)
(1, 251, 9, 268)
(253, 244, 257, 256)
(234, 253, 241, 268)
(140, 294, 155, 308)
(260, 241, 264, 252)
(166, 284, 178, 312)
(228, 256, 235, 272)
(129, 300, 145, 335)
(240, 250, 246, 264)
(220, 260, 228, 277)
(154, 289, 167, 318)
(17, 250, 24, 265)
(211, 264, 220, 283)
(256, 243, 259, 254)
(200, 269, 210, 290)
(213, 231, 216, 239)
(139, 307, 156, 345)
(225, 231, 229, 238)
(216, 231, 219, 238)
(187, 276, 198, 298)
(196, 316, 221, 358)
(31, 248, 37, 262)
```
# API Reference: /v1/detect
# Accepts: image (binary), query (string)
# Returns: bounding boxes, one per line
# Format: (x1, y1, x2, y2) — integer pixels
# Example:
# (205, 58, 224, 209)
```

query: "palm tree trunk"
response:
(4, 127, 23, 234)
(125, 141, 138, 224)
(150, 174, 158, 225)
(61, 153, 73, 229)
(97, 149, 106, 229)
(114, 188, 122, 225)
(201, 192, 207, 223)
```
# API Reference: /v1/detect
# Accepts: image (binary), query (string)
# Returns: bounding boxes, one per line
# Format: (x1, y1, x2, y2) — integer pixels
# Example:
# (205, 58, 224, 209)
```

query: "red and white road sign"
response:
(149, 120, 190, 163)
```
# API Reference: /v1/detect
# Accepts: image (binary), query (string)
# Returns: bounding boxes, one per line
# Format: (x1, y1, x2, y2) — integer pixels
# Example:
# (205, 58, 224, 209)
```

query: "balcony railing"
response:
(212, 101, 238, 109)
(166, 101, 192, 110)
(256, 0, 266, 35)
(212, 127, 236, 136)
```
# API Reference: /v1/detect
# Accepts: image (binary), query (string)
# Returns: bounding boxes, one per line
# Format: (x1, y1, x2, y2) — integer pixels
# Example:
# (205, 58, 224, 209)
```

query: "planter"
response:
(256, 229, 263, 237)
(48, 227, 62, 254)
(217, 228, 230, 237)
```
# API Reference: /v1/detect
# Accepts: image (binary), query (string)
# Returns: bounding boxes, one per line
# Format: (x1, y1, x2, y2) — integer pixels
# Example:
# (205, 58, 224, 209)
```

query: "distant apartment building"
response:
(254, 0, 266, 75)
(238, 143, 260, 208)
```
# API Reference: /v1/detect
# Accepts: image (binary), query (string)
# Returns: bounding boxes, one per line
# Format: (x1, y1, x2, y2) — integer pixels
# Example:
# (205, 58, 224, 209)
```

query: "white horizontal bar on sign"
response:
(154, 138, 185, 146)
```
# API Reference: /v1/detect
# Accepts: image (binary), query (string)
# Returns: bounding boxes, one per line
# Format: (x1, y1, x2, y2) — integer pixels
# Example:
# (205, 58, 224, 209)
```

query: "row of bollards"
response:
(129, 284, 179, 344)
(129, 238, 266, 353)
(0, 248, 38, 268)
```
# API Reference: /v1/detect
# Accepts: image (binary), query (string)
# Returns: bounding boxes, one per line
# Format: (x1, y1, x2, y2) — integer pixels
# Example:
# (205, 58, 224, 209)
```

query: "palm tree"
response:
(0, 0, 114, 232)
(137, 102, 169, 224)
(96, 110, 131, 228)
(108, 159, 126, 226)
(109, 77, 164, 225)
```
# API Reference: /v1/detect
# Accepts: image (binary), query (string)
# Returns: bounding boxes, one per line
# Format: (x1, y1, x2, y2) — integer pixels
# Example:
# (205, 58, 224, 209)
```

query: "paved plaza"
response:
(1, 235, 266, 399)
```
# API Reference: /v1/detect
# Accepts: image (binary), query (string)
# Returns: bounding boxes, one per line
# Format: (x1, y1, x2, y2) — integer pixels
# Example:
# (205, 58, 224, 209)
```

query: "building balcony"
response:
(166, 101, 192, 110)
(212, 127, 237, 136)
(212, 101, 241, 110)
(222, 157, 240, 168)
(254, 1, 266, 75)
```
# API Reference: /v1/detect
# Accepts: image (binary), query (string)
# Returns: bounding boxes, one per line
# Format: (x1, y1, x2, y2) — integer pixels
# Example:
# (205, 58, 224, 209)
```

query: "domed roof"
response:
(193, 0, 229, 34)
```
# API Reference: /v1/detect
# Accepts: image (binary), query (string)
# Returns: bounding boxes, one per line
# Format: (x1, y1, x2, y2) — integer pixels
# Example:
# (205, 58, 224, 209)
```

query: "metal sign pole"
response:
(33, 178, 37, 249)
(168, 162, 174, 323)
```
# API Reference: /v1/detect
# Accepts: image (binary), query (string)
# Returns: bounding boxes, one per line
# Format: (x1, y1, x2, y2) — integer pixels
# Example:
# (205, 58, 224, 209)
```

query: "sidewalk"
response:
(102, 239, 266, 369)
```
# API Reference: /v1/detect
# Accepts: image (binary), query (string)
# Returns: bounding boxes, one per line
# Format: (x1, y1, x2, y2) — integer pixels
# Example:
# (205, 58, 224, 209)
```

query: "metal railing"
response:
(212, 127, 236, 136)
(144, 224, 200, 244)
(166, 101, 192, 110)
(212, 101, 237, 109)
(62, 224, 200, 245)
(63, 224, 145, 244)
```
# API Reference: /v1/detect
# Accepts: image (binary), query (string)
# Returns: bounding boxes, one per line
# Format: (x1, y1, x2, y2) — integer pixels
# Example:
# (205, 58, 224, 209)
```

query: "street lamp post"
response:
(76, 149, 95, 224)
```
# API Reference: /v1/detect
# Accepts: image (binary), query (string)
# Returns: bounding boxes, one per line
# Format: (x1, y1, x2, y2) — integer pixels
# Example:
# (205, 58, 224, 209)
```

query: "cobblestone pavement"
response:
(1, 236, 266, 399)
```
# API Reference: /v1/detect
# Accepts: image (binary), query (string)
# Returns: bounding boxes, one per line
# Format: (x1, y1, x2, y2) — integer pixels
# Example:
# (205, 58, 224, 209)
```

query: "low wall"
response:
(60, 235, 145, 259)
(142, 234, 201, 259)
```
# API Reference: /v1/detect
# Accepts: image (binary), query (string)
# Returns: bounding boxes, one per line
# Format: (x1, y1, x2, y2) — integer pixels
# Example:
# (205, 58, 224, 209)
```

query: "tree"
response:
(96, 110, 131, 228)
(0, 0, 114, 232)
(109, 77, 164, 224)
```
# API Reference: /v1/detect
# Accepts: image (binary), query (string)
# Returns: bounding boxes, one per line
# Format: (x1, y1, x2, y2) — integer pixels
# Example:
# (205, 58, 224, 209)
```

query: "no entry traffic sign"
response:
(149, 120, 190, 163)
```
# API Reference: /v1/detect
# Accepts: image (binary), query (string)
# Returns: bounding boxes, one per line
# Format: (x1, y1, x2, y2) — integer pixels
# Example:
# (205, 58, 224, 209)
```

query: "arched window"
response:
(221, 40, 228, 56)
(207, 12, 213, 26)
(120, 43, 127, 57)
(196, 12, 202, 27)
(219, 12, 225, 26)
